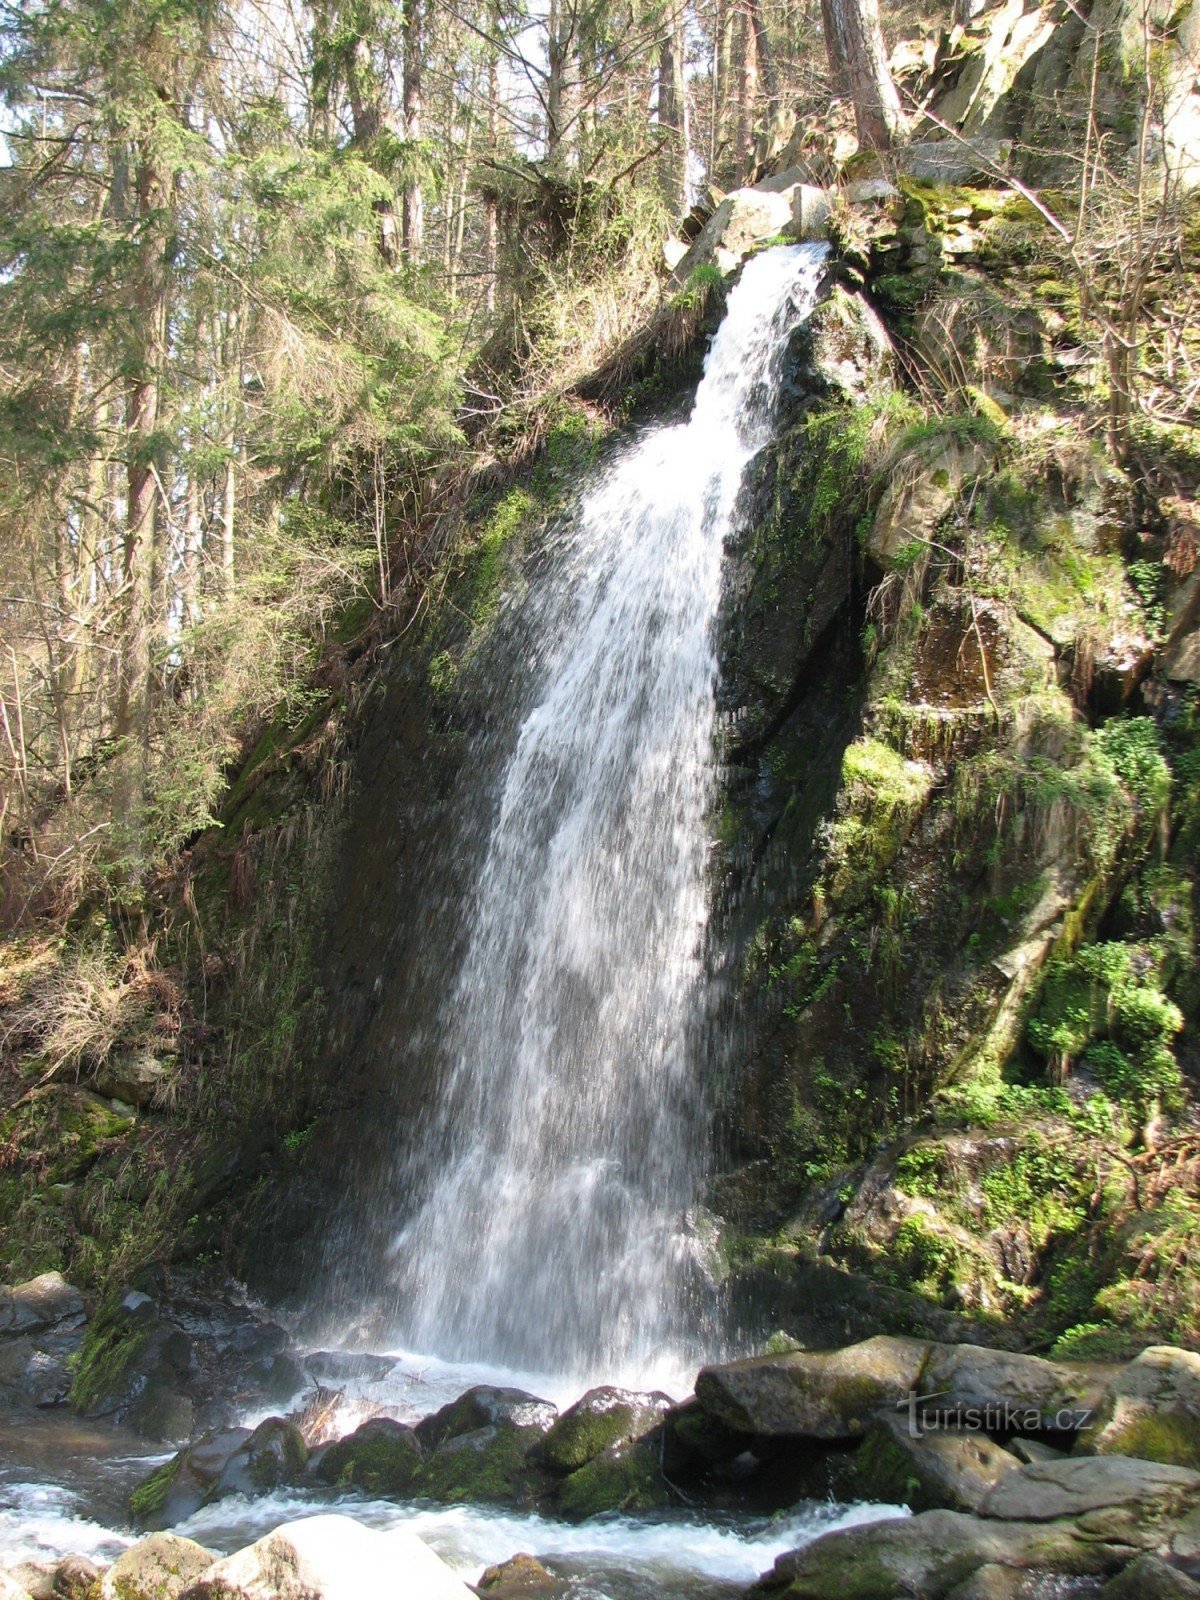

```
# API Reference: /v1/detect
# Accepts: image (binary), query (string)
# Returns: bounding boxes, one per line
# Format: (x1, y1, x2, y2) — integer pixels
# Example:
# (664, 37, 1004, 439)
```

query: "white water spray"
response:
(388, 243, 829, 1379)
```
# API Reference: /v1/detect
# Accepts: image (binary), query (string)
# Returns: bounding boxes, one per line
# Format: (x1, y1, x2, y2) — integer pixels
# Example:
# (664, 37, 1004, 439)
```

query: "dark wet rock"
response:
(69, 1290, 192, 1441)
(0, 1273, 85, 1336)
(662, 1397, 755, 1474)
(420, 1423, 548, 1506)
(556, 1440, 673, 1521)
(129, 1426, 251, 1530)
(1079, 1346, 1200, 1469)
(1100, 1554, 1200, 1598)
(475, 1554, 565, 1599)
(0, 1272, 88, 1411)
(696, 1336, 930, 1440)
(416, 1386, 557, 1450)
(210, 1416, 308, 1499)
(851, 1413, 1017, 1512)
(304, 1350, 397, 1386)
(0, 1334, 80, 1409)
(97, 1533, 215, 1600)
(315, 1416, 424, 1495)
(979, 1454, 1200, 1522)
(245, 1350, 307, 1406)
(537, 1386, 670, 1474)
(69, 1272, 309, 1440)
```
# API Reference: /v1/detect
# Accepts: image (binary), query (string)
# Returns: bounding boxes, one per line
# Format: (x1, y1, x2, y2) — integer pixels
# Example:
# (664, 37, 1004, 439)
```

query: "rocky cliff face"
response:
(703, 170, 1200, 1359)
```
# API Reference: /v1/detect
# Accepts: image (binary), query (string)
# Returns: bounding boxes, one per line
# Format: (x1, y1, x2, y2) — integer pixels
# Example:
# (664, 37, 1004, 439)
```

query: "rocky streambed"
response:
(7, 1270, 1200, 1597)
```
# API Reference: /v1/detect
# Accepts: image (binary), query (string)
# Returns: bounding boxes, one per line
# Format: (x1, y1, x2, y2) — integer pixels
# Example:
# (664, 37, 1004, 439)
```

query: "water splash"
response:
(383, 244, 828, 1379)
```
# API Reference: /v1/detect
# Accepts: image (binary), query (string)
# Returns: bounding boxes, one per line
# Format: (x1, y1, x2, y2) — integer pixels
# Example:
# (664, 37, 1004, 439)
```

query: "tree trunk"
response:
(115, 147, 167, 750)
(658, 1, 689, 214)
(403, 0, 425, 260)
(546, 0, 567, 160)
(820, 0, 906, 150)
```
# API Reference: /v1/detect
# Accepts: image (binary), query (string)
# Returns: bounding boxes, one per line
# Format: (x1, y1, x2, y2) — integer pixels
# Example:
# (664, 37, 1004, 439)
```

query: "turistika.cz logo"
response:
(898, 1390, 1095, 1438)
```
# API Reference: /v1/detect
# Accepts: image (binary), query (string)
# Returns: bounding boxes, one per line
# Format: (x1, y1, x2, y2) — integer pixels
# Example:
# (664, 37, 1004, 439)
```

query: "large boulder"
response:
(979, 1454, 1200, 1522)
(1079, 1346, 1200, 1468)
(0, 1272, 85, 1335)
(179, 1516, 475, 1600)
(555, 1440, 673, 1521)
(476, 1555, 564, 1599)
(98, 1534, 215, 1600)
(0, 1271, 87, 1411)
(537, 1387, 670, 1474)
(210, 1417, 308, 1499)
(669, 173, 830, 285)
(130, 1427, 251, 1530)
(1100, 1554, 1200, 1597)
(851, 1413, 1017, 1512)
(70, 1289, 193, 1442)
(93, 1047, 175, 1109)
(415, 1386, 556, 1450)
(919, 1342, 1112, 1431)
(868, 435, 996, 571)
(315, 1417, 424, 1496)
(420, 1423, 548, 1506)
(751, 1508, 1128, 1600)
(695, 1336, 930, 1440)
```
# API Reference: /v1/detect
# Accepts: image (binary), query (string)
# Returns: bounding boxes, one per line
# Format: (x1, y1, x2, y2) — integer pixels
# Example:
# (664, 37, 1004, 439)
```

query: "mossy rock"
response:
(69, 1293, 159, 1415)
(417, 1423, 545, 1505)
(555, 1441, 673, 1521)
(537, 1386, 669, 1475)
(96, 1532, 215, 1600)
(128, 1455, 183, 1528)
(1079, 1347, 1200, 1470)
(848, 1413, 1017, 1513)
(316, 1417, 423, 1496)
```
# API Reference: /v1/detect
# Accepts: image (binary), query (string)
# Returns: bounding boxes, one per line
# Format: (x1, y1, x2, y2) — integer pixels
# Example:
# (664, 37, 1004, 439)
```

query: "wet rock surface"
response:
(0, 1273, 87, 1411)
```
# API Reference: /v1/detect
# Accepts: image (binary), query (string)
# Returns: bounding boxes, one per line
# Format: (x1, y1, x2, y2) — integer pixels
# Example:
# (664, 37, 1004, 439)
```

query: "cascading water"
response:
(384, 242, 829, 1381)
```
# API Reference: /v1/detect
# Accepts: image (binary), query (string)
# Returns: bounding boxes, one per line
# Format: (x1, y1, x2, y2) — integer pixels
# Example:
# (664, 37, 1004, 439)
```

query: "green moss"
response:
(556, 1443, 670, 1521)
(417, 1425, 537, 1505)
(317, 1432, 421, 1496)
(826, 738, 933, 901)
(1099, 1411, 1200, 1469)
(539, 1403, 646, 1474)
(128, 1453, 181, 1525)
(68, 1296, 154, 1415)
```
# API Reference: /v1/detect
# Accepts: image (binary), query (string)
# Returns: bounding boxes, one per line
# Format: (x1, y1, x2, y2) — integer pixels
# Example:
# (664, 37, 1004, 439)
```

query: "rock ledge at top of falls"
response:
(667, 170, 831, 285)
(178, 1517, 474, 1600)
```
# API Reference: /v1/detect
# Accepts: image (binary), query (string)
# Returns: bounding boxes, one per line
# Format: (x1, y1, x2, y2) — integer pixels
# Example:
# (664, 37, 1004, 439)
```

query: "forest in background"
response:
(0, 0, 860, 917)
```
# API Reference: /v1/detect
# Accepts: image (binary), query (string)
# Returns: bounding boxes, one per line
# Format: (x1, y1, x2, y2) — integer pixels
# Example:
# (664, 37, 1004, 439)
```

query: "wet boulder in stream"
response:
(314, 1416, 424, 1496)
(419, 1422, 551, 1506)
(536, 1386, 670, 1474)
(178, 1515, 474, 1600)
(97, 1534, 215, 1600)
(415, 1385, 557, 1449)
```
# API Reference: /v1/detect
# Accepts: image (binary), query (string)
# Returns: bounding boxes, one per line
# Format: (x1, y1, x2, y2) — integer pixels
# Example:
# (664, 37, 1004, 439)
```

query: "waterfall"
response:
(383, 243, 829, 1381)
